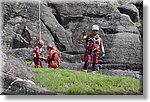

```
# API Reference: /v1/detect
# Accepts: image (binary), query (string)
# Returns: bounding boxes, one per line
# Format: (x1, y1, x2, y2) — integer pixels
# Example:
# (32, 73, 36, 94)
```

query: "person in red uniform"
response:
(81, 25, 105, 74)
(46, 44, 60, 69)
(33, 40, 45, 68)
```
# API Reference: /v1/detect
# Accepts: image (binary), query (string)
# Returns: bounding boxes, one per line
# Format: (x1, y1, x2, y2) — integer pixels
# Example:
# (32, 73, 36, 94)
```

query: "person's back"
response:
(47, 45, 60, 68)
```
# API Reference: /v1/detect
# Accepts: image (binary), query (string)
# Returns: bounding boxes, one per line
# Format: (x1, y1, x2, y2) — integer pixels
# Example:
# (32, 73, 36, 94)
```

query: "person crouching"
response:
(46, 44, 61, 69)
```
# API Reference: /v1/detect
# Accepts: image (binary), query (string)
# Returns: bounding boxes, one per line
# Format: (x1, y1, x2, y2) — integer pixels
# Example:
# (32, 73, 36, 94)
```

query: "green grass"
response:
(32, 68, 142, 95)
(25, 59, 33, 66)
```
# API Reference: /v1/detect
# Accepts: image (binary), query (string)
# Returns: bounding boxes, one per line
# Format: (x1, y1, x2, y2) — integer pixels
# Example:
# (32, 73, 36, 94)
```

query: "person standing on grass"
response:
(33, 40, 46, 68)
(81, 25, 105, 74)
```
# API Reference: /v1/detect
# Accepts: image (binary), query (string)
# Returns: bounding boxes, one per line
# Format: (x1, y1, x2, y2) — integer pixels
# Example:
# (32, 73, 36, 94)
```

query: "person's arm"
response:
(100, 38, 105, 57)
(47, 51, 53, 62)
(101, 42, 105, 53)
(35, 48, 43, 60)
(80, 32, 88, 40)
(99, 37, 105, 57)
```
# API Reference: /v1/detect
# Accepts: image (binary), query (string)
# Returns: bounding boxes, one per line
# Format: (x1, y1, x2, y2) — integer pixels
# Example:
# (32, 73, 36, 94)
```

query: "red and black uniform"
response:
(33, 46, 44, 68)
(83, 34, 104, 71)
(47, 49, 60, 69)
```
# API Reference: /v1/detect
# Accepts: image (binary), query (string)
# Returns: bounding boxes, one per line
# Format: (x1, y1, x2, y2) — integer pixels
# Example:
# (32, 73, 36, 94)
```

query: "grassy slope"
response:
(32, 68, 142, 95)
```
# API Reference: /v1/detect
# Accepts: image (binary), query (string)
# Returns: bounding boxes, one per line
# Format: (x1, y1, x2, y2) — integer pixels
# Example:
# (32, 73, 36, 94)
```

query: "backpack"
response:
(47, 50, 60, 64)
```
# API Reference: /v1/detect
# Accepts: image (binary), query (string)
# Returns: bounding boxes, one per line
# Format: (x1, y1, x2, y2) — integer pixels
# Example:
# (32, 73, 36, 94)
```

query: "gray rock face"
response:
(2, 2, 39, 50)
(118, 4, 139, 22)
(40, 4, 73, 52)
(1, 73, 57, 95)
(0, 51, 56, 95)
(5, 48, 33, 60)
(1, 0, 143, 94)
(2, 53, 33, 79)
(48, 1, 139, 34)
(117, 0, 143, 5)
(2, 0, 143, 70)
(103, 33, 142, 65)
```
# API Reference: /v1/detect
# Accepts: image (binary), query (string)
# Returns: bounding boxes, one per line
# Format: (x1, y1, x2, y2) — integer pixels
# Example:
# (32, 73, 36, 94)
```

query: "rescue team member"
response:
(81, 25, 105, 74)
(33, 40, 46, 68)
(46, 44, 60, 69)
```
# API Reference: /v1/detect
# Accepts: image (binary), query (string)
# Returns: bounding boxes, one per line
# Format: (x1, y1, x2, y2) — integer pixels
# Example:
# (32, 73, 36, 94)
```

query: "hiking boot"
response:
(92, 71, 96, 74)
(96, 67, 99, 71)
(82, 69, 87, 72)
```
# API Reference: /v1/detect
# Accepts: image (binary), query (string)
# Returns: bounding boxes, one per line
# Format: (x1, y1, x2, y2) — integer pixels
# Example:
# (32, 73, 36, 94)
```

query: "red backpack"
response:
(47, 50, 60, 68)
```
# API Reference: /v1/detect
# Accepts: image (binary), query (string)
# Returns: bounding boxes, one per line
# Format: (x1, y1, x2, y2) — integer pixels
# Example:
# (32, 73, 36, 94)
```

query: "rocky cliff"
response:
(1, 0, 143, 94)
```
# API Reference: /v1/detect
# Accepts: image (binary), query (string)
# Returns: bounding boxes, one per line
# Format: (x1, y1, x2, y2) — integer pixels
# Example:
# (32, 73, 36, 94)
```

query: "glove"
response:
(102, 52, 105, 57)
(43, 58, 47, 63)
(82, 31, 86, 36)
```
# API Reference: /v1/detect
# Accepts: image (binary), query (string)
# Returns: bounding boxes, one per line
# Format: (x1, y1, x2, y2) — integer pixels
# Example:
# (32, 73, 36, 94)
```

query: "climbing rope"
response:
(39, 0, 41, 40)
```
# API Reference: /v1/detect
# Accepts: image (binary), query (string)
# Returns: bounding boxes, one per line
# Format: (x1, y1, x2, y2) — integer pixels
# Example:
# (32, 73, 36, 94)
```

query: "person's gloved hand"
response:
(102, 52, 105, 57)
(43, 57, 47, 63)
(82, 31, 86, 36)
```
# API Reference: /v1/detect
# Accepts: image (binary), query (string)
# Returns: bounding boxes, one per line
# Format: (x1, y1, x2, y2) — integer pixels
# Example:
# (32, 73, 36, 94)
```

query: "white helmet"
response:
(92, 25, 99, 31)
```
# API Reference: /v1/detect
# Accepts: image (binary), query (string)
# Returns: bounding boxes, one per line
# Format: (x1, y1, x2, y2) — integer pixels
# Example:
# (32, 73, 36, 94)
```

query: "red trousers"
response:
(83, 52, 98, 71)
(33, 58, 43, 68)
(84, 53, 98, 64)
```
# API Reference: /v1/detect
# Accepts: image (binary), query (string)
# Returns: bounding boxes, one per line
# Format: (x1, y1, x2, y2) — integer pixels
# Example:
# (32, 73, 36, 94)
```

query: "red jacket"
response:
(85, 35, 103, 54)
(47, 49, 60, 68)
(33, 46, 43, 60)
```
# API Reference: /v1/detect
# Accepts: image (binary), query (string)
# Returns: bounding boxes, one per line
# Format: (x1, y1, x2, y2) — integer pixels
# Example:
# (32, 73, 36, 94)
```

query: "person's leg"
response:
(92, 54, 98, 73)
(35, 59, 42, 68)
(92, 63, 96, 74)
(92, 63, 96, 71)
(33, 58, 39, 68)
(48, 63, 50, 68)
(83, 54, 90, 72)
(83, 62, 89, 70)
(39, 60, 43, 68)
